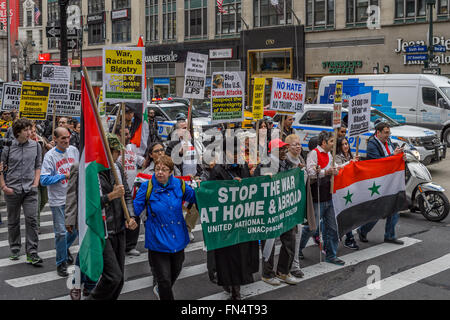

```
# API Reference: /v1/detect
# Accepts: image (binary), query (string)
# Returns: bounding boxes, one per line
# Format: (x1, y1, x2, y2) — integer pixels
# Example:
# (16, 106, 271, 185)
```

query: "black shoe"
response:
(67, 249, 74, 265)
(357, 229, 368, 243)
(325, 257, 346, 266)
(57, 262, 68, 277)
(384, 238, 404, 245)
(208, 271, 217, 284)
(344, 240, 360, 250)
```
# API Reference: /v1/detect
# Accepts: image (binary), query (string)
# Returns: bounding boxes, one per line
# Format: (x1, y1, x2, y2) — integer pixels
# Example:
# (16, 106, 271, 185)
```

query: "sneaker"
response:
(384, 238, 404, 245)
(126, 249, 141, 256)
(344, 240, 360, 250)
(291, 268, 305, 279)
(276, 272, 301, 285)
(189, 232, 195, 242)
(26, 253, 43, 265)
(57, 262, 69, 277)
(67, 249, 74, 265)
(357, 229, 368, 243)
(153, 285, 160, 300)
(325, 257, 346, 266)
(69, 288, 81, 300)
(9, 251, 20, 261)
(261, 276, 281, 286)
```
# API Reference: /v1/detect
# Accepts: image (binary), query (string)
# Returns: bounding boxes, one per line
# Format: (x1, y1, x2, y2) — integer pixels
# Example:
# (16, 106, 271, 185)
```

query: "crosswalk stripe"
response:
(200, 237, 422, 300)
(0, 232, 55, 248)
(330, 253, 450, 300)
(0, 210, 52, 222)
(0, 221, 54, 234)
(51, 242, 296, 300)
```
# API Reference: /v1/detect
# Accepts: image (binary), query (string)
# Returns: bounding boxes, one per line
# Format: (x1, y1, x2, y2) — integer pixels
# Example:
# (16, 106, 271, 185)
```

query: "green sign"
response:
(196, 168, 306, 251)
(322, 60, 363, 74)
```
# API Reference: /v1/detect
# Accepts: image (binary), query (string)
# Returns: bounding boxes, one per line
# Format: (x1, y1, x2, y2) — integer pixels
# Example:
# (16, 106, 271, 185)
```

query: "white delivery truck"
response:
(317, 74, 450, 146)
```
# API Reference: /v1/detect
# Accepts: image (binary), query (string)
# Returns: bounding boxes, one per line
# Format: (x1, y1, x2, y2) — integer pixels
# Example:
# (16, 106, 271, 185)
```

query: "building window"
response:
(47, 1, 60, 49)
(146, 0, 159, 42)
(306, 0, 334, 27)
(88, 0, 105, 13)
(346, 0, 378, 24)
(216, 1, 241, 35)
(438, 0, 449, 14)
(184, 0, 207, 39)
(27, 30, 33, 42)
(27, 10, 33, 27)
(254, 0, 292, 27)
(88, 23, 105, 44)
(112, 19, 131, 43)
(395, 0, 427, 20)
(163, 0, 176, 41)
(112, 0, 130, 10)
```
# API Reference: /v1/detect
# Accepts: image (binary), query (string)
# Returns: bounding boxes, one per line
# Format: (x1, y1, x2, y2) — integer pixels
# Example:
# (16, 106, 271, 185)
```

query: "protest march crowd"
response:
(0, 99, 408, 300)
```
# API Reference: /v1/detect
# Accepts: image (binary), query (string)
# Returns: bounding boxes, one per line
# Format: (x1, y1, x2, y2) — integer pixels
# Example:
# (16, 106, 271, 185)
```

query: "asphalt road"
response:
(0, 156, 449, 301)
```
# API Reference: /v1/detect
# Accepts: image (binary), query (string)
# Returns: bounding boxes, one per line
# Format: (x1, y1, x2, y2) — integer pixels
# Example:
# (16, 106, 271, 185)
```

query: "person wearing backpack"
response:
(0, 118, 43, 265)
(133, 154, 196, 300)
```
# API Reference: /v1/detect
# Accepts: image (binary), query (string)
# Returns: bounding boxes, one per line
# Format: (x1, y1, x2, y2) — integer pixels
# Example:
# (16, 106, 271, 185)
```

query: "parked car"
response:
(291, 104, 446, 165)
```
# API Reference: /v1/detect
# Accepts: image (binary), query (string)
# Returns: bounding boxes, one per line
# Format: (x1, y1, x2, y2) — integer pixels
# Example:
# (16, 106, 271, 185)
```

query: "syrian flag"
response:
(130, 36, 148, 155)
(78, 74, 110, 282)
(332, 154, 407, 238)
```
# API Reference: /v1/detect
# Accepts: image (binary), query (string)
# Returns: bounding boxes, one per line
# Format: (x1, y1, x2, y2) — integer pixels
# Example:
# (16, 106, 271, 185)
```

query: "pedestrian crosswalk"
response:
(0, 203, 449, 300)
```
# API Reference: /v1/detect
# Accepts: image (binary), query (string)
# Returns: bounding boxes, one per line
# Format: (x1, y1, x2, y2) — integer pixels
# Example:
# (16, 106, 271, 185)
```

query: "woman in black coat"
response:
(206, 136, 260, 300)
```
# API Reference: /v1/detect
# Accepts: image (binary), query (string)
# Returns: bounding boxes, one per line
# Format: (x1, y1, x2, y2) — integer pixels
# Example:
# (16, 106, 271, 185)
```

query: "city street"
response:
(0, 156, 448, 301)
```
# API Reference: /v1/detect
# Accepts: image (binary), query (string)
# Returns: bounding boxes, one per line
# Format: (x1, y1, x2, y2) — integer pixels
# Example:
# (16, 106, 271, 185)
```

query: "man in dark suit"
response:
(357, 122, 405, 245)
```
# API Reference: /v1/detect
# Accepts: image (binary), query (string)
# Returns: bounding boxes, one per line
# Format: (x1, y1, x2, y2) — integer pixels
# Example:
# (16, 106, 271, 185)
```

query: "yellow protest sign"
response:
(334, 81, 343, 104)
(19, 81, 51, 120)
(252, 78, 265, 121)
(333, 81, 343, 128)
(98, 89, 106, 116)
(103, 47, 145, 103)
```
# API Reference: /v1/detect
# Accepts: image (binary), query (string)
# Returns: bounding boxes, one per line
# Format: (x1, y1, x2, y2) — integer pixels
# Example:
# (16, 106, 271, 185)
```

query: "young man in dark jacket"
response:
(86, 133, 137, 300)
(357, 122, 405, 245)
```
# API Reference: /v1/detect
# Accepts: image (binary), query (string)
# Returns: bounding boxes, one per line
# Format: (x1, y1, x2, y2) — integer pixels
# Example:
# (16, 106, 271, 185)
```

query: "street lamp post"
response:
(15, 40, 36, 80)
(425, 0, 436, 69)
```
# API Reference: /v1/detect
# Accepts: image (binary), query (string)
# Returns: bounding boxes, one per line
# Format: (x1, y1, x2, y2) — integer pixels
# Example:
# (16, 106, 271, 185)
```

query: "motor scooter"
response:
(405, 148, 449, 222)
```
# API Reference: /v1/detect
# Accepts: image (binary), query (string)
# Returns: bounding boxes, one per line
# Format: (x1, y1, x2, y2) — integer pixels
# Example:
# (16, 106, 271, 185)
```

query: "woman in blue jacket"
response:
(133, 154, 196, 300)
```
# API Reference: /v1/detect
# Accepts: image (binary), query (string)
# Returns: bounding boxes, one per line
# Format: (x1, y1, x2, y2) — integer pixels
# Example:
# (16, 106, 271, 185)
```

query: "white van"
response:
(318, 74, 450, 146)
(292, 104, 446, 165)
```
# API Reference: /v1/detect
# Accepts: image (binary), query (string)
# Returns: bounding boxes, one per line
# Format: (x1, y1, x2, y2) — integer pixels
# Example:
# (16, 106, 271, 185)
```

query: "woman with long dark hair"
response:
(335, 136, 360, 250)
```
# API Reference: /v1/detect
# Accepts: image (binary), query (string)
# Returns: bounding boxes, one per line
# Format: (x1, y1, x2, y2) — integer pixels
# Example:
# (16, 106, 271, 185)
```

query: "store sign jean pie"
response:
(395, 37, 450, 65)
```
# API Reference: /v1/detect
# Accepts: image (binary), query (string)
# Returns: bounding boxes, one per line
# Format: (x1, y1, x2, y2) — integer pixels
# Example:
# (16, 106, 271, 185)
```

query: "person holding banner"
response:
(335, 136, 360, 250)
(261, 138, 302, 286)
(357, 122, 405, 245)
(303, 131, 345, 265)
(207, 136, 260, 300)
(133, 155, 196, 300)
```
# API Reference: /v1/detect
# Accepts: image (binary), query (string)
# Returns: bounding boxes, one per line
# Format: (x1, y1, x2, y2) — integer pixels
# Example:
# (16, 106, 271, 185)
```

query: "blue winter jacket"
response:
(133, 174, 196, 253)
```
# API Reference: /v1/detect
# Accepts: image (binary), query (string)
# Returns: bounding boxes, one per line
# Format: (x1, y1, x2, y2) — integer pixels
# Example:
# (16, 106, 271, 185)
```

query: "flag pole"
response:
(121, 102, 126, 169)
(82, 66, 131, 223)
(355, 136, 360, 158)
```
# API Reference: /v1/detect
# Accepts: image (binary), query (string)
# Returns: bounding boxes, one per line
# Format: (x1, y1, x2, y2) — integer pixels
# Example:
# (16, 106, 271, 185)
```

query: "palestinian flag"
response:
(78, 74, 110, 282)
(332, 154, 407, 238)
(130, 36, 148, 154)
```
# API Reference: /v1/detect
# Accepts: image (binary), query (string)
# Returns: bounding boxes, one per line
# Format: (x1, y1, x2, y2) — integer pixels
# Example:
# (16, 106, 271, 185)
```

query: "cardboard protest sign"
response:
(196, 168, 306, 251)
(333, 81, 343, 129)
(1, 83, 21, 111)
(211, 72, 245, 124)
(48, 90, 81, 117)
(102, 47, 145, 103)
(19, 81, 50, 120)
(183, 52, 208, 99)
(252, 78, 265, 121)
(42, 65, 71, 101)
(270, 78, 306, 113)
(348, 92, 371, 137)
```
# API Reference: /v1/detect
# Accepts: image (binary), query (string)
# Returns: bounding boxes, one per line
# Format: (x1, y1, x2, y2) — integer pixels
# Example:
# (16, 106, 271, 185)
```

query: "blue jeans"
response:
(358, 213, 399, 240)
(300, 200, 339, 259)
(51, 205, 78, 266)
